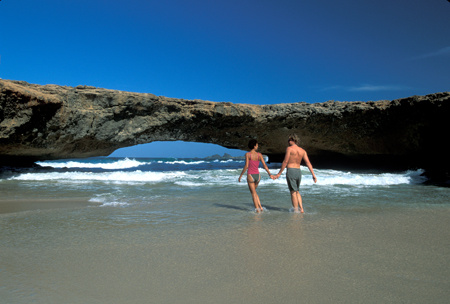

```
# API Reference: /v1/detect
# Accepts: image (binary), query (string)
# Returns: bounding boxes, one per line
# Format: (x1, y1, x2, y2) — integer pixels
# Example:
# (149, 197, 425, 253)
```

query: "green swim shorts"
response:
(286, 168, 302, 192)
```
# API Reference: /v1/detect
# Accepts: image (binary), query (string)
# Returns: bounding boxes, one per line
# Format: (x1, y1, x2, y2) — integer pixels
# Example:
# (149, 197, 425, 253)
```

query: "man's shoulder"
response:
(288, 144, 303, 150)
(294, 145, 306, 154)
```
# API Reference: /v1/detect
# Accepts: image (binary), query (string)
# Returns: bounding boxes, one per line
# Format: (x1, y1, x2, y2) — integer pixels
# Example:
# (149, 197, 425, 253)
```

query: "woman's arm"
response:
(238, 153, 249, 182)
(259, 153, 273, 178)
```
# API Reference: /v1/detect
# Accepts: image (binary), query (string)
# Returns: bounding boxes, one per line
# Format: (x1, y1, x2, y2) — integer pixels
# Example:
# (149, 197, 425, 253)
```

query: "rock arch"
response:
(1, 80, 449, 179)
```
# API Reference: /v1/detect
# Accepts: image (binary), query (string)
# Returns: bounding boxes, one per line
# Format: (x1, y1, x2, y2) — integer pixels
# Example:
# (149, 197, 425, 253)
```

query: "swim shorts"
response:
(286, 168, 302, 192)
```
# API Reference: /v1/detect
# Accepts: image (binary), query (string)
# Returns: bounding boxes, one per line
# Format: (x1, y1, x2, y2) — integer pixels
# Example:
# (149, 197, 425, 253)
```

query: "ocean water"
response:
(1, 157, 449, 303)
(1, 157, 442, 216)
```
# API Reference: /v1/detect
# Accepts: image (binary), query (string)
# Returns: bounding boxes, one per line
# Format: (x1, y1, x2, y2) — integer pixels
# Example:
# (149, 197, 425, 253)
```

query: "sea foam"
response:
(36, 158, 146, 169)
(10, 170, 186, 183)
(13, 158, 428, 188)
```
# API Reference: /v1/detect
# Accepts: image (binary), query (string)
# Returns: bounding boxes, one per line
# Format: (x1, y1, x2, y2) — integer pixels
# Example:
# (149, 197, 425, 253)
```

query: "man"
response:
(275, 134, 317, 213)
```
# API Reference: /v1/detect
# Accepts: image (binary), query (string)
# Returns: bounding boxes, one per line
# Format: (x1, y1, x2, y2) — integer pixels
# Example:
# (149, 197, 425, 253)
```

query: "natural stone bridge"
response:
(1, 79, 449, 181)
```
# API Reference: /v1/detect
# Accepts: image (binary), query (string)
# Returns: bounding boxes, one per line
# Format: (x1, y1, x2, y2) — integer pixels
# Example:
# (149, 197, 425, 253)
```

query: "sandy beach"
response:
(1, 202, 449, 304)
(2, 0, 449, 302)
(1, 159, 449, 303)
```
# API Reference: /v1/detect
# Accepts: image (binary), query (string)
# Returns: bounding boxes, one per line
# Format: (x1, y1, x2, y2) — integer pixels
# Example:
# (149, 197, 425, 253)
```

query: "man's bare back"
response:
(274, 134, 317, 213)
(276, 140, 316, 182)
(286, 145, 306, 168)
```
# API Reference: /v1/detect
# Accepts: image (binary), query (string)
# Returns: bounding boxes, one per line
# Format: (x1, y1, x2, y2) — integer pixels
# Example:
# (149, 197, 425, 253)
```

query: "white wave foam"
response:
(36, 158, 146, 169)
(173, 169, 242, 187)
(157, 160, 206, 165)
(9, 166, 426, 187)
(10, 170, 185, 183)
(175, 181, 205, 187)
(88, 195, 129, 207)
(99, 201, 129, 207)
(234, 168, 426, 187)
(307, 169, 426, 186)
(219, 159, 242, 163)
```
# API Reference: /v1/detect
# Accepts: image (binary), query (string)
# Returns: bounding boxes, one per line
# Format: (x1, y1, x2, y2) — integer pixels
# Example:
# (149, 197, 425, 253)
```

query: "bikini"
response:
(247, 154, 261, 183)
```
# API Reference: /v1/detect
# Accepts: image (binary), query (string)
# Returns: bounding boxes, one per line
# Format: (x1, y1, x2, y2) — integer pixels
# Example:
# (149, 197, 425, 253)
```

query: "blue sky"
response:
(1, 0, 449, 158)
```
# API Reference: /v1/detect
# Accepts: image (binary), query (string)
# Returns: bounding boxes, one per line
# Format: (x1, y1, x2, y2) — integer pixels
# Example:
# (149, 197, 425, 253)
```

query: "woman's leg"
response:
(247, 178, 263, 212)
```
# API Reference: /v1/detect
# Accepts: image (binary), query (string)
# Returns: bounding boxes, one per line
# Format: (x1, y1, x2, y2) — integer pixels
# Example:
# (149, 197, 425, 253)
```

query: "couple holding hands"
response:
(238, 134, 317, 213)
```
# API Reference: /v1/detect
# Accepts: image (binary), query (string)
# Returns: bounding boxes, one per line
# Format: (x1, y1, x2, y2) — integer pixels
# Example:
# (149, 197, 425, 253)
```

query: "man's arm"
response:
(275, 147, 290, 179)
(303, 152, 317, 183)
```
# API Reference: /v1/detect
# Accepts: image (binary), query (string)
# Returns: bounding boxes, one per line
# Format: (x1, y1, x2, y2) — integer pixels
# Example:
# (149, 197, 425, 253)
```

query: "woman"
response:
(238, 139, 273, 212)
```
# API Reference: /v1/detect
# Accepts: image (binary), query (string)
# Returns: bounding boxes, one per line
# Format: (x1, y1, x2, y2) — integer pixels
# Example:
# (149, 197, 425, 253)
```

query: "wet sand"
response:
(0, 198, 94, 214)
(1, 205, 449, 304)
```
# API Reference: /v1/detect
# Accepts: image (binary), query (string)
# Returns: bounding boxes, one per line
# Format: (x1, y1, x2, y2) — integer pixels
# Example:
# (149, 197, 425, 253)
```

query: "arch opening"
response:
(108, 141, 246, 159)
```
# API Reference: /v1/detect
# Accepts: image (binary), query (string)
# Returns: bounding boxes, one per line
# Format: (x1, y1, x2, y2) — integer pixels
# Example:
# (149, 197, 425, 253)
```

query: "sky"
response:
(1, 0, 449, 158)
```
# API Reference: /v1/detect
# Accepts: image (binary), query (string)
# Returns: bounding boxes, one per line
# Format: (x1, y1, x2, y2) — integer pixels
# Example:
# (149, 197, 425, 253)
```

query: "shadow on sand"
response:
(214, 203, 290, 213)
(214, 203, 250, 211)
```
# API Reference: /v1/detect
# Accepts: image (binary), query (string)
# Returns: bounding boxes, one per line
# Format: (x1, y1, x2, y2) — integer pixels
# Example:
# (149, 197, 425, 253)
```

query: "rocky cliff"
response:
(1, 79, 449, 181)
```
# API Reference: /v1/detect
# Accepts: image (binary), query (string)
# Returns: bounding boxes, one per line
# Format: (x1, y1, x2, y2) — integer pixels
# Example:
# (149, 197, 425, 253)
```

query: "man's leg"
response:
(290, 191, 304, 213)
(290, 191, 299, 211)
(297, 191, 304, 213)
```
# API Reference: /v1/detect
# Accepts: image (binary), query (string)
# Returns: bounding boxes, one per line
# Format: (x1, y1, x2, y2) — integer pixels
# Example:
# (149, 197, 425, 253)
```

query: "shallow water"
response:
(1, 157, 449, 303)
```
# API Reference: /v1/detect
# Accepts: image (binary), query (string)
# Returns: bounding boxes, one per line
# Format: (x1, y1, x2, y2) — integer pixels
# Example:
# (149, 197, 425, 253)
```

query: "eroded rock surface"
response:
(1, 79, 449, 180)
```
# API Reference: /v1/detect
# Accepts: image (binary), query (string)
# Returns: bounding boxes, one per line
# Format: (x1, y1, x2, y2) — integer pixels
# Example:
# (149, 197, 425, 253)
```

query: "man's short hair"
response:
(288, 134, 300, 144)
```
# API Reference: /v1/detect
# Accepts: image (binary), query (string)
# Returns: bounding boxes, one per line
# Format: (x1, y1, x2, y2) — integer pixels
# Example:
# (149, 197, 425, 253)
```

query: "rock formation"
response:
(1, 79, 449, 181)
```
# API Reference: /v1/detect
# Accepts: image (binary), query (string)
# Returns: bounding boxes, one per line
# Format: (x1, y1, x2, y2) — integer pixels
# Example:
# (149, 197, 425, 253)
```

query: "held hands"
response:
(241, 173, 316, 182)
(271, 173, 316, 182)
(268, 173, 317, 183)
(270, 173, 281, 180)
